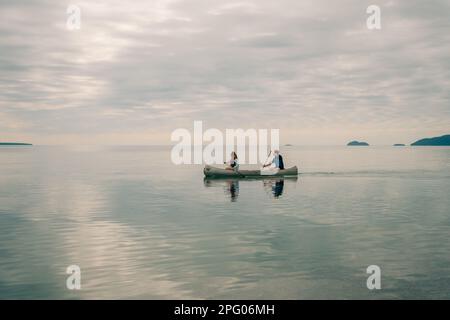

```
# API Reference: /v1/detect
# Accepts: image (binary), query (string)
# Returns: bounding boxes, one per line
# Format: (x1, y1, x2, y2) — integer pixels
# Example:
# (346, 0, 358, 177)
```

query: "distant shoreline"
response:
(0, 142, 33, 146)
(411, 134, 450, 146)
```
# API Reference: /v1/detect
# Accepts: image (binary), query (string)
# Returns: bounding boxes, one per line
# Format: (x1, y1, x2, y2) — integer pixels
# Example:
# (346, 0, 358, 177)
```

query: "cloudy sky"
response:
(1, 0, 449, 145)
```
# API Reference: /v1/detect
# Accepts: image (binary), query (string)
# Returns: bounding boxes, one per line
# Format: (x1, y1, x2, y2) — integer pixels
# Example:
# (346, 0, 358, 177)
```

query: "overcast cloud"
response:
(0, 0, 449, 145)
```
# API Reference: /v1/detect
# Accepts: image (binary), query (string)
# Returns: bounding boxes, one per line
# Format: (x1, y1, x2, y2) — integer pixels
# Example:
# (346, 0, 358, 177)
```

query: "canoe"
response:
(204, 165, 298, 178)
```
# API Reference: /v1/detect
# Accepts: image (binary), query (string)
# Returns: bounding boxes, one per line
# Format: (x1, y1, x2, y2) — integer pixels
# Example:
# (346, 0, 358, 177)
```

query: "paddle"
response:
(261, 150, 272, 169)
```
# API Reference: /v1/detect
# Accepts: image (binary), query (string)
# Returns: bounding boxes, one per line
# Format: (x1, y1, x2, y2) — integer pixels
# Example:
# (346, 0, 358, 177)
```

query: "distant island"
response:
(284, 144, 293, 147)
(411, 134, 450, 146)
(393, 144, 406, 146)
(0, 142, 33, 146)
(347, 141, 369, 146)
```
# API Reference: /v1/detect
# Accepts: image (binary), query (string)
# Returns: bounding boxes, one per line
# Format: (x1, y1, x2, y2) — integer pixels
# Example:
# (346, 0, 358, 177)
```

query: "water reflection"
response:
(263, 179, 284, 198)
(204, 177, 297, 201)
(226, 180, 240, 201)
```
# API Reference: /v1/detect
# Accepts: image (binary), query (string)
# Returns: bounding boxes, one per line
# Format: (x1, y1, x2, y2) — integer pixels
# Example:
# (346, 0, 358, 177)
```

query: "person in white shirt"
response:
(262, 150, 284, 169)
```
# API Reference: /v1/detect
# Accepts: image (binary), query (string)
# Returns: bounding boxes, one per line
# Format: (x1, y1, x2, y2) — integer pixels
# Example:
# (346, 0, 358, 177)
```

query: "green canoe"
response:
(203, 165, 298, 178)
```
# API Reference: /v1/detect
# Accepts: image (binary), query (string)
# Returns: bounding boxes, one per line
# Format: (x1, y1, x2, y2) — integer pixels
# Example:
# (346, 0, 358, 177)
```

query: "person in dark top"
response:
(225, 151, 239, 171)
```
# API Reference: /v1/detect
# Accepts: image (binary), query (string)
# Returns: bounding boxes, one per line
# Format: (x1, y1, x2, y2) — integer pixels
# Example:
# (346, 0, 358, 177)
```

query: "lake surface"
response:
(0, 146, 449, 299)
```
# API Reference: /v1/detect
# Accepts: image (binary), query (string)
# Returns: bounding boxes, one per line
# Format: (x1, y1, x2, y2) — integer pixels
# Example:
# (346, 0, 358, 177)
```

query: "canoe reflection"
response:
(204, 178, 240, 201)
(203, 177, 297, 201)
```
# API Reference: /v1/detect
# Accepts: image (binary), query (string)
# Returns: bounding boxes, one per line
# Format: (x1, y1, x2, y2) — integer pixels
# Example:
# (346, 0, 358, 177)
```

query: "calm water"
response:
(0, 146, 449, 299)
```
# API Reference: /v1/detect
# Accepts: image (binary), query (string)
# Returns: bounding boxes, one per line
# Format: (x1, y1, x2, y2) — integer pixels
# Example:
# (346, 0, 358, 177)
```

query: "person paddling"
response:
(262, 150, 285, 170)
